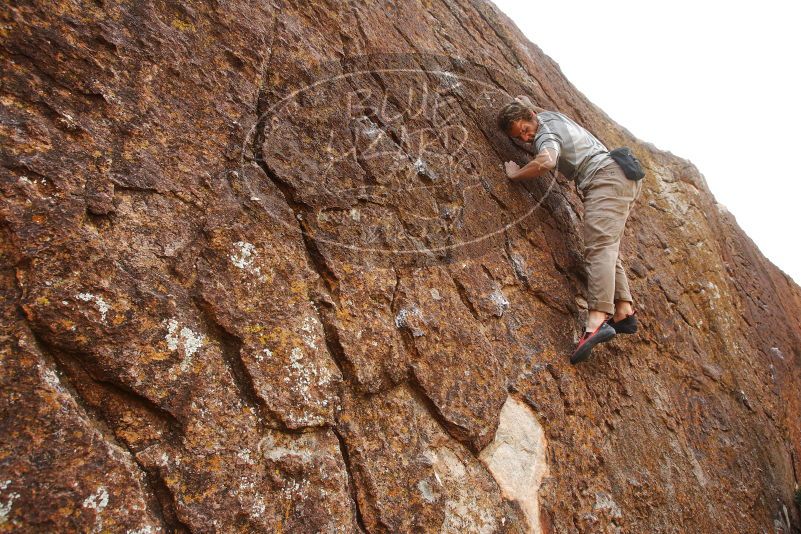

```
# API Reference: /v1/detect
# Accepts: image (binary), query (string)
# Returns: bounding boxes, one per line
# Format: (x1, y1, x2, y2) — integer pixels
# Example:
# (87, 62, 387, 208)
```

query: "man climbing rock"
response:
(496, 96, 642, 364)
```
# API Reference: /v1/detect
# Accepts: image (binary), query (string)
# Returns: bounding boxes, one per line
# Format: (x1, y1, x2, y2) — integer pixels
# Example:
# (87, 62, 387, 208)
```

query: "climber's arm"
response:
(505, 147, 558, 181)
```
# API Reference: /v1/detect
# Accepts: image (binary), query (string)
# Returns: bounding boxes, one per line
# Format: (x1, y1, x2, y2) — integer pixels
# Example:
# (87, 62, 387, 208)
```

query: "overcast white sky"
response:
(492, 0, 801, 284)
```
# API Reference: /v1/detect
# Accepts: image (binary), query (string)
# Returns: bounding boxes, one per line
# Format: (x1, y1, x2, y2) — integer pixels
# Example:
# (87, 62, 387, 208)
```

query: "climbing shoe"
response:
(607, 311, 638, 334)
(570, 322, 616, 364)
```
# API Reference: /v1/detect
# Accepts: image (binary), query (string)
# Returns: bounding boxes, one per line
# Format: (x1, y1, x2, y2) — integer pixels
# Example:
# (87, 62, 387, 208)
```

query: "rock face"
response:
(1, 1, 800, 533)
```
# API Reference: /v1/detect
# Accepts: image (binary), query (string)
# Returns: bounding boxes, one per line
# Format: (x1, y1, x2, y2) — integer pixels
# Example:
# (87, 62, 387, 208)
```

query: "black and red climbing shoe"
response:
(570, 322, 616, 364)
(607, 311, 638, 334)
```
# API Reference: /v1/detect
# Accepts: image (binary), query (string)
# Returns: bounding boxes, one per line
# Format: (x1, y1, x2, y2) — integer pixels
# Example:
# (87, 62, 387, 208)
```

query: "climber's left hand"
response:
(504, 160, 520, 178)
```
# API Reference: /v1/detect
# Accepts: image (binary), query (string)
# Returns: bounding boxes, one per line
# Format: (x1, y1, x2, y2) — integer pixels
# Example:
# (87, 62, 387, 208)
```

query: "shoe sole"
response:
(570, 328, 616, 364)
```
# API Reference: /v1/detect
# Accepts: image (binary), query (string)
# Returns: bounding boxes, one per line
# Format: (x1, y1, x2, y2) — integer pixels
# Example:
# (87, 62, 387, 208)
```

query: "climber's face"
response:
(507, 118, 537, 143)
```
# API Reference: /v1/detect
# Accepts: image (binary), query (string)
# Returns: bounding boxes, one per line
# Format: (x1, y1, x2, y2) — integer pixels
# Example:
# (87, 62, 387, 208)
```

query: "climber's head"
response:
(497, 101, 537, 143)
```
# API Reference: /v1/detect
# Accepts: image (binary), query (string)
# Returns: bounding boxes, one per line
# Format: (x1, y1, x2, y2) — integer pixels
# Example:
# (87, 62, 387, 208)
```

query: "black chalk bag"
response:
(609, 147, 645, 181)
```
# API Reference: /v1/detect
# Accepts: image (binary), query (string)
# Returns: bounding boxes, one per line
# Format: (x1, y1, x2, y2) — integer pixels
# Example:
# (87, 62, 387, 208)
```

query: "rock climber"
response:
(496, 96, 642, 364)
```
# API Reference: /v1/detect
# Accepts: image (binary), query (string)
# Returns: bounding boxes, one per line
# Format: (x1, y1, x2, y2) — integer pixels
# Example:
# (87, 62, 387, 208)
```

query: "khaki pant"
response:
(578, 160, 643, 315)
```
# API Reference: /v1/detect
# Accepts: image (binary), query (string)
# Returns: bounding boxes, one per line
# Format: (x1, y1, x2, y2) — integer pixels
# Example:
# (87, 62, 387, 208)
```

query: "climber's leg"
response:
(612, 256, 633, 322)
(613, 298, 633, 321)
(571, 160, 641, 363)
(611, 177, 643, 326)
(586, 309, 609, 332)
(581, 160, 640, 326)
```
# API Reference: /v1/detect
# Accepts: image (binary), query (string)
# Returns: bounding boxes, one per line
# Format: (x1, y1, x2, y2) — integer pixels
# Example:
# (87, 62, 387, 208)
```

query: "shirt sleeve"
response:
(534, 120, 561, 158)
(535, 133, 561, 158)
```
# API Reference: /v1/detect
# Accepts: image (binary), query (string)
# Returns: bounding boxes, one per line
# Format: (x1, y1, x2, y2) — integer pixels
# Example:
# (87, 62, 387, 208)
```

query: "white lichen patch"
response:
(163, 318, 206, 371)
(262, 441, 314, 463)
(479, 396, 549, 534)
(414, 157, 429, 176)
(593, 492, 623, 520)
(284, 346, 335, 425)
(255, 347, 273, 362)
(230, 241, 262, 276)
(251, 495, 266, 517)
(279, 476, 310, 500)
(418, 479, 438, 503)
(704, 281, 721, 301)
(257, 432, 316, 464)
(82, 486, 109, 511)
(395, 305, 425, 337)
(509, 252, 528, 282)
(40, 365, 61, 391)
(0, 481, 20, 525)
(262, 445, 312, 463)
(76, 292, 110, 322)
(300, 316, 320, 350)
(361, 117, 382, 139)
(237, 448, 255, 465)
(230, 241, 256, 269)
(489, 288, 510, 317)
